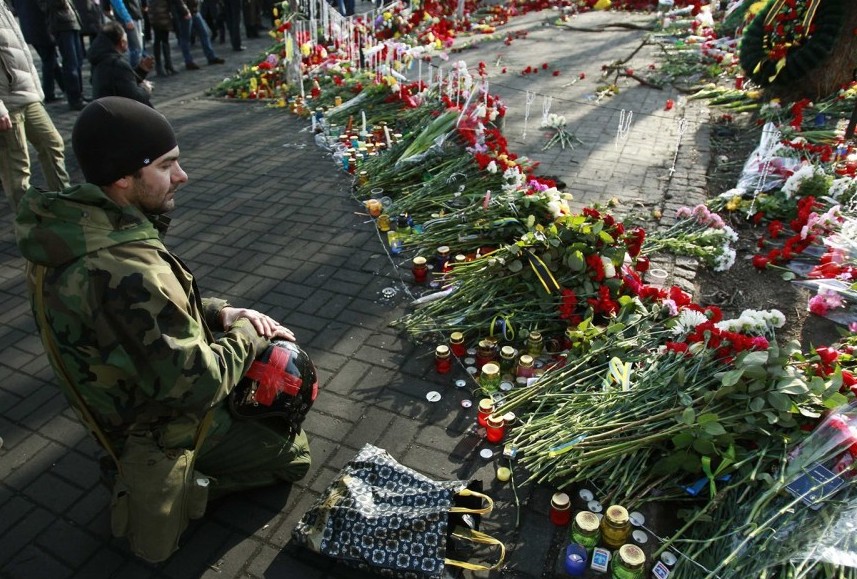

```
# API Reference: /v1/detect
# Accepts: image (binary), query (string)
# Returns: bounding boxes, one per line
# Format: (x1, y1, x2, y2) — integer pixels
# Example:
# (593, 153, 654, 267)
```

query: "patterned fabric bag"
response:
(292, 444, 505, 578)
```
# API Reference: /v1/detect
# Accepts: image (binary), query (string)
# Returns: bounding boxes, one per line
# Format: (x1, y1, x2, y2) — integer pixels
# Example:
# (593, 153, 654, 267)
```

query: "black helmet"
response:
(229, 340, 319, 434)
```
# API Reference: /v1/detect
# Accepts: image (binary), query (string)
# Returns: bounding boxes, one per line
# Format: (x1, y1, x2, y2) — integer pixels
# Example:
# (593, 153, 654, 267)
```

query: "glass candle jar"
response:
(527, 331, 544, 356)
(571, 510, 601, 550)
(600, 505, 631, 550)
(610, 544, 645, 579)
(516, 354, 535, 379)
(480, 363, 501, 393)
(485, 415, 505, 444)
(435, 245, 451, 272)
(549, 492, 571, 526)
(475, 339, 497, 368)
(412, 257, 428, 283)
(435, 345, 452, 374)
(387, 230, 403, 255)
(477, 398, 494, 427)
(377, 214, 391, 232)
(449, 332, 466, 357)
(499, 346, 517, 375)
(564, 543, 588, 577)
(365, 198, 381, 217)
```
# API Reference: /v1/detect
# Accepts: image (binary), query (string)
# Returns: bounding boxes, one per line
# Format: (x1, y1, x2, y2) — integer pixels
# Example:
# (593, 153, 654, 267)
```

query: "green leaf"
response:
(763, 411, 779, 424)
(781, 271, 796, 281)
(693, 438, 716, 455)
(777, 377, 809, 396)
(739, 351, 769, 367)
(681, 407, 696, 426)
(508, 260, 523, 273)
(598, 230, 615, 244)
(749, 397, 766, 412)
(697, 413, 719, 424)
(567, 250, 585, 272)
(720, 369, 744, 387)
(823, 392, 850, 409)
(702, 422, 727, 436)
(672, 432, 694, 449)
(526, 214, 536, 228)
(767, 391, 792, 412)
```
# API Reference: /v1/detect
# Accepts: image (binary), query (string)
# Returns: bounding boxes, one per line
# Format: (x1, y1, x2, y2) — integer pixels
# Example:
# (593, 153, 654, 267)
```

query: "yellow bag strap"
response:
(448, 488, 494, 516)
(444, 527, 506, 572)
(32, 264, 214, 473)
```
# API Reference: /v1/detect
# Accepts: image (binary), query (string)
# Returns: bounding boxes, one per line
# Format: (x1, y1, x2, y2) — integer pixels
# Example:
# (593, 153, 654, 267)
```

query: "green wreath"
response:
(739, 0, 845, 88)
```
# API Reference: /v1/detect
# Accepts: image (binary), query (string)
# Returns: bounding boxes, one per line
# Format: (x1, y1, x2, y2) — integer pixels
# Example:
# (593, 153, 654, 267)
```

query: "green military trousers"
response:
(194, 408, 312, 500)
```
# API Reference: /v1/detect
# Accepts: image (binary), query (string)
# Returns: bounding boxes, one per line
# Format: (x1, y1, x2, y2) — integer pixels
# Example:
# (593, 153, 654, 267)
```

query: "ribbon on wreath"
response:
(524, 249, 560, 294)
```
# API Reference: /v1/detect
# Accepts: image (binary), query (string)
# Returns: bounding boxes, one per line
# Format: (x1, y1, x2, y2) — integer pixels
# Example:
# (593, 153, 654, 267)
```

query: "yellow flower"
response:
(383, 11, 392, 20)
(725, 196, 741, 211)
(593, 0, 611, 9)
(300, 42, 311, 56)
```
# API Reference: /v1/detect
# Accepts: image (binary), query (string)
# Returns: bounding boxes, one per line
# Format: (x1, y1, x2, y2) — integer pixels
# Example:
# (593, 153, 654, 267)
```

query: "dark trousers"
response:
(32, 42, 63, 99)
(222, 0, 242, 50)
(54, 30, 84, 104)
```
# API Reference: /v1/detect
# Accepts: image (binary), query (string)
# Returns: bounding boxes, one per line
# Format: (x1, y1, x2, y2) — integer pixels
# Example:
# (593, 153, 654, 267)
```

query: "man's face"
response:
(128, 146, 187, 214)
(118, 33, 128, 53)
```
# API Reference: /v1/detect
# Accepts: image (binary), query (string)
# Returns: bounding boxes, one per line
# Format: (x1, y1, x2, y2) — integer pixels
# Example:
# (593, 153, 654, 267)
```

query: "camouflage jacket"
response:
(15, 184, 268, 450)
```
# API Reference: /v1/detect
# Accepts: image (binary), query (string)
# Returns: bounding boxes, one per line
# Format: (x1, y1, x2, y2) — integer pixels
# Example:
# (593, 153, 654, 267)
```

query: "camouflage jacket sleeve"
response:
(201, 297, 228, 332)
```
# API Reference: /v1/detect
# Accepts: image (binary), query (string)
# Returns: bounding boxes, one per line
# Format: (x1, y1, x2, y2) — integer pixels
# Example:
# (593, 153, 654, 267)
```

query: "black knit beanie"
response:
(72, 97, 177, 186)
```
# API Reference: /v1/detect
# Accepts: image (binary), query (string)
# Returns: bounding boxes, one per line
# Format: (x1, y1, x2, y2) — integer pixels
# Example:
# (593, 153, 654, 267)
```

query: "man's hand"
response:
(124, 20, 135, 30)
(139, 55, 154, 72)
(221, 307, 296, 341)
(0, 114, 11, 132)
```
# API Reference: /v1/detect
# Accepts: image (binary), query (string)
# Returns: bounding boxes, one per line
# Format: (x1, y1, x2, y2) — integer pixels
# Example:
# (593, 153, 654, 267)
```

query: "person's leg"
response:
(163, 30, 175, 73)
(0, 107, 31, 211)
(176, 15, 194, 65)
(32, 43, 59, 101)
(195, 418, 311, 500)
(153, 29, 166, 75)
(126, 21, 144, 68)
(192, 13, 219, 62)
(223, 0, 242, 50)
(22, 102, 70, 193)
(55, 30, 84, 108)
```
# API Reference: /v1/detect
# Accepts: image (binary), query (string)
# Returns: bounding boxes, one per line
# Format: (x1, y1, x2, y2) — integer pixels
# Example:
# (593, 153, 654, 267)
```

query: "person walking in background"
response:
(0, 0, 70, 210)
(109, 0, 144, 67)
(73, 0, 104, 49)
(88, 20, 154, 105)
(148, 0, 182, 76)
(201, 0, 225, 45)
(174, 0, 224, 70)
(10, 0, 64, 103)
(221, 0, 243, 51)
(39, 0, 87, 110)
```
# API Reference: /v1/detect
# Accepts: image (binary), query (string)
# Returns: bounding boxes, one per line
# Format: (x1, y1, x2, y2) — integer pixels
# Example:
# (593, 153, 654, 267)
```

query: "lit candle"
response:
(563, 544, 588, 577)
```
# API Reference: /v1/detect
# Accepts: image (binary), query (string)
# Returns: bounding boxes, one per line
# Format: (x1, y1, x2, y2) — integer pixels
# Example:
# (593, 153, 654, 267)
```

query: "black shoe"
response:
(208, 57, 225, 64)
(69, 100, 86, 111)
(185, 61, 200, 70)
(44, 95, 60, 103)
(232, 45, 246, 52)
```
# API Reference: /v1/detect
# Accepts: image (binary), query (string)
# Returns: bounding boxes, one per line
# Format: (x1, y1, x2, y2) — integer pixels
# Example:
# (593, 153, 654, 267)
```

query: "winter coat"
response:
(37, 0, 82, 33)
(0, 1, 44, 117)
(10, 0, 54, 47)
(87, 31, 151, 106)
(148, 0, 185, 31)
(14, 184, 268, 450)
(109, 0, 143, 23)
(73, 0, 104, 35)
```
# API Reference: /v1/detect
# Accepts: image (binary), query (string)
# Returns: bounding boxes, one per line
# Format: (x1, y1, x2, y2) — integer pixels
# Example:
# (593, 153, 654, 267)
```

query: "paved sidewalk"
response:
(0, 8, 710, 579)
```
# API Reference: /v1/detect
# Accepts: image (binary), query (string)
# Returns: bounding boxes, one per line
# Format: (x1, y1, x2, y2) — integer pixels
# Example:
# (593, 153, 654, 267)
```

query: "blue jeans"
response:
(177, 13, 219, 64)
(54, 30, 84, 104)
(125, 19, 144, 68)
